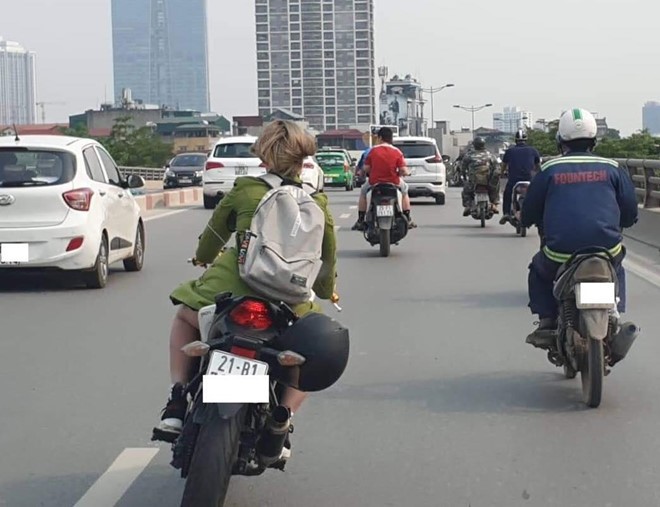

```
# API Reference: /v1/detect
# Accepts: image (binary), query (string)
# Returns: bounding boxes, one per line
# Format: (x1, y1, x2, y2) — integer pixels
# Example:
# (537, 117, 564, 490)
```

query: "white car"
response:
(203, 134, 324, 208)
(203, 135, 264, 209)
(392, 136, 446, 205)
(0, 135, 146, 288)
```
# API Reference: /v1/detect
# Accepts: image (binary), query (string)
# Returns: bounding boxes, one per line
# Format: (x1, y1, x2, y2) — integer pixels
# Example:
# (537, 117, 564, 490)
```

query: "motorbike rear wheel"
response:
(379, 229, 391, 257)
(480, 208, 486, 228)
(180, 409, 244, 507)
(520, 226, 527, 237)
(581, 337, 604, 408)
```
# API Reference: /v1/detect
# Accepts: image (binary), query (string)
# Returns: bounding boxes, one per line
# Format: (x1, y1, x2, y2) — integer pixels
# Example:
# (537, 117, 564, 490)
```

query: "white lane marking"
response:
(144, 208, 194, 222)
(340, 213, 351, 219)
(624, 251, 660, 289)
(349, 205, 357, 209)
(73, 448, 159, 507)
(335, 225, 341, 230)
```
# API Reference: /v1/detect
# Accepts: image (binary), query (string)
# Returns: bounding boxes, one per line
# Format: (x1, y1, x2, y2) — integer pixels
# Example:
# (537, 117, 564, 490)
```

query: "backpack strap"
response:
(259, 172, 284, 189)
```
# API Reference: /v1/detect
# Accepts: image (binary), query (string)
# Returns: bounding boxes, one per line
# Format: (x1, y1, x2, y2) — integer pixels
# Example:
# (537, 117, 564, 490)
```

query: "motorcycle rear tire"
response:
(379, 229, 391, 257)
(520, 226, 527, 237)
(180, 409, 244, 507)
(480, 209, 486, 228)
(581, 337, 604, 408)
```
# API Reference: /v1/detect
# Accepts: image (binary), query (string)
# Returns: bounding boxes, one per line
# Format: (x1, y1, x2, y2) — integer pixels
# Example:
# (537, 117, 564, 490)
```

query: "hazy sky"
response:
(2, 0, 659, 136)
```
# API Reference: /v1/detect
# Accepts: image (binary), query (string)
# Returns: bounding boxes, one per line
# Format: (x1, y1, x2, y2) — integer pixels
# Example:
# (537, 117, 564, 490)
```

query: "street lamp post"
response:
(422, 84, 454, 134)
(453, 103, 493, 138)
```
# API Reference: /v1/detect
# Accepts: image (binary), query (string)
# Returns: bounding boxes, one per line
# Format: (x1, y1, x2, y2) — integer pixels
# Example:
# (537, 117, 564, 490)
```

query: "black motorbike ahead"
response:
(363, 182, 409, 257)
(154, 287, 349, 507)
(507, 181, 530, 237)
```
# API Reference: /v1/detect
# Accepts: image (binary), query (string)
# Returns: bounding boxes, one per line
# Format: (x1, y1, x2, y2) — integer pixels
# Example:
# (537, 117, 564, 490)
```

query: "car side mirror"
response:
(351, 158, 357, 164)
(127, 174, 146, 188)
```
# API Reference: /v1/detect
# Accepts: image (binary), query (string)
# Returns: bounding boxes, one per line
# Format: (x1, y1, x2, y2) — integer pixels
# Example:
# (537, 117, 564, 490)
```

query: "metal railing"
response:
(614, 159, 660, 208)
(540, 157, 660, 209)
(119, 166, 166, 181)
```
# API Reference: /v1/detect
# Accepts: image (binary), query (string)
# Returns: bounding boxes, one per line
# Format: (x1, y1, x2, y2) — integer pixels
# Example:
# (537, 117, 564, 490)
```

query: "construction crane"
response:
(36, 101, 66, 124)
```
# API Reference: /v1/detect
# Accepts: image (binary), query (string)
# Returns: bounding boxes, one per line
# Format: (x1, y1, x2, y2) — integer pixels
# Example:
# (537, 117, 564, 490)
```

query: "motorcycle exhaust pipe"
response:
(609, 321, 640, 365)
(256, 405, 291, 465)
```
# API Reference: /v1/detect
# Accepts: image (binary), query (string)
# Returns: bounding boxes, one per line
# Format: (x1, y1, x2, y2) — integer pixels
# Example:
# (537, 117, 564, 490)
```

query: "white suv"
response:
(0, 135, 146, 288)
(392, 136, 446, 205)
(203, 136, 265, 209)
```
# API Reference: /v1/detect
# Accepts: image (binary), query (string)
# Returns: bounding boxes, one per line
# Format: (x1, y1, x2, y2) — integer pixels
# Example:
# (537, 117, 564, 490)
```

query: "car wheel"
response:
(84, 235, 109, 289)
(435, 194, 446, 205)
(203, 194, 216, 210)
(123, 222, 145, 272)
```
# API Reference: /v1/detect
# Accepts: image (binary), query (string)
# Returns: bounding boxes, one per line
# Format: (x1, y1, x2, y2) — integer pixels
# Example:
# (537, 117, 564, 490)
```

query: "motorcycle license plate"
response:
(206, 350, 269, 376)
(376, 205, 394, 217)
(475, 193, 489, 203)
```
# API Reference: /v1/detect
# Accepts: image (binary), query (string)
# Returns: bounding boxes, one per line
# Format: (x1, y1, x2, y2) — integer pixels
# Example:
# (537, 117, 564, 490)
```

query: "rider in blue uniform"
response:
(500, 130, 541, 224)
(521, 108, 638, 342)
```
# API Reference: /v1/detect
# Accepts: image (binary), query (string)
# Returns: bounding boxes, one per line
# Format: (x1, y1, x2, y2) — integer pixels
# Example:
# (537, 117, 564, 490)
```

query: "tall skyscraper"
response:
(642, 101, 660, 136)
(493, 106, 533, 134)
(0, 37, 37, 125)
(255, 0, 376, 132)
(111, 0, 210, 112)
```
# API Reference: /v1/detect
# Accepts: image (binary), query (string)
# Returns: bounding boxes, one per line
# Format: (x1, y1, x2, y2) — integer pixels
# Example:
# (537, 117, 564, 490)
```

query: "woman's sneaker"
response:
(152, 383, 187, 443)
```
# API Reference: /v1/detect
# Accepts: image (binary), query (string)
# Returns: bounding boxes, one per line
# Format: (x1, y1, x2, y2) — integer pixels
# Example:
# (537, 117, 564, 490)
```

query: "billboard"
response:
(379, 93, 408, 131)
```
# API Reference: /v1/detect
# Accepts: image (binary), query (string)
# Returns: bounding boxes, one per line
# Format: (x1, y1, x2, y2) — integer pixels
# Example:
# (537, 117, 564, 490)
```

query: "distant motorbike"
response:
(448, 163, 465, 187)
(158, 262, 349, 506)
(526, 247, 640, 408)
(363, 183, 409, 257)
(508, 181, 530, 237)
(469, 184, 495, 228)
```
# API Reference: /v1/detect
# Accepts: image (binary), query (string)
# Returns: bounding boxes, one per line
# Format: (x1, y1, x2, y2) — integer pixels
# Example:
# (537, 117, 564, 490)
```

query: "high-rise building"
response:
(255, 0, 376, 132)
(378, 72, 426, 137)
(0, 37, 37, 125)
(111, 0, 209, 112)
(642, 101, 660, 136)
(493, 106, 533, 134)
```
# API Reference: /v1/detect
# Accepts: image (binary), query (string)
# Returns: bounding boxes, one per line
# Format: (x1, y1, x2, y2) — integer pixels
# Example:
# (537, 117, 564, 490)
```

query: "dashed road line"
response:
(340, 213, 351, 219)
(144, 208, 194, 222)
(73, 448, 159, 507)
(624, 251, 660, 289)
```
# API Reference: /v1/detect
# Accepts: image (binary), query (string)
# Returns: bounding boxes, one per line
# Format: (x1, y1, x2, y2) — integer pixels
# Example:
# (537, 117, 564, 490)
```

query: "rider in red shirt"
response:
(351, 127, 415, 230)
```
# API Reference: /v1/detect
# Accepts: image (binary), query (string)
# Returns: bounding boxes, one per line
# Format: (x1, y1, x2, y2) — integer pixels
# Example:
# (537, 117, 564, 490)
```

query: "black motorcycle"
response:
(469, 184, 495, 228)
(526, 247, 639, 408)
(157, 291, 349, 506)
(363, 183, 409, 257)
(508, 181, 530, 237)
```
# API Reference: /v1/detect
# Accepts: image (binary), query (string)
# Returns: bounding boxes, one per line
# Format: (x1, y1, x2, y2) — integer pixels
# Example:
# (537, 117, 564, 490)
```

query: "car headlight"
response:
(195, 170, 203, 177)
(165, 169, 175, 177)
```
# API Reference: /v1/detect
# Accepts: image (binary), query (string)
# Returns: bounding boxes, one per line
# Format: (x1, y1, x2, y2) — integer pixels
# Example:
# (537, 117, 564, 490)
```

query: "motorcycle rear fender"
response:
(579, 309, 610, 341)
(192, 397, 245, 424)
(377, 215, 394, 229)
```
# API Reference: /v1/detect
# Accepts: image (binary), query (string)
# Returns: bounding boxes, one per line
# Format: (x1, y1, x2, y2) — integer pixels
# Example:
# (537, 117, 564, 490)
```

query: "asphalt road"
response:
(2, 189, 660, 507)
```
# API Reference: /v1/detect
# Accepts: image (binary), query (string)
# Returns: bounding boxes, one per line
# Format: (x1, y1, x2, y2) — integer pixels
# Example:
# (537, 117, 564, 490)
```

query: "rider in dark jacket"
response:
(500, 130, 541, 224)
(521, 108, 638, 341)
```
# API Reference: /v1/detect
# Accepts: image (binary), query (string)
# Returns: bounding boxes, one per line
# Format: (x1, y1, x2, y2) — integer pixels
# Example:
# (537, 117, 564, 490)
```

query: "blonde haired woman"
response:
(153, 121, 337, 457)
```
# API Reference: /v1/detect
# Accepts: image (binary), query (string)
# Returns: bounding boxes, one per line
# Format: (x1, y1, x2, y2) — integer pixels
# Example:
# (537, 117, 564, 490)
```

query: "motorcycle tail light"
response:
(277, 350, 306, 366)
(230, 345, 258, 359)
(229, 300, 273, 331)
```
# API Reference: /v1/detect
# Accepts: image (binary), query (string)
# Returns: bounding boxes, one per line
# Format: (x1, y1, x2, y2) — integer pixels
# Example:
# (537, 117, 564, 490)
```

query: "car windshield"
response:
(0, 148, 76, 187)
(171, 154, 207, 167)
(393, 142, 437, 159)
(213, 143, 257, 158)
(316, 155, 345, 166)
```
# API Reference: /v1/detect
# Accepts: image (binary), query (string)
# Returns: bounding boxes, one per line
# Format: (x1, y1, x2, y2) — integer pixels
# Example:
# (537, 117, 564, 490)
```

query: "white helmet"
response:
(557, 108, 598, 142)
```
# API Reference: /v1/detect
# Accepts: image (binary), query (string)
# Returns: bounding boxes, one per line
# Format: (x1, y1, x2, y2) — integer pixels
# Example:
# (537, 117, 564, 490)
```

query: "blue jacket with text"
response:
(521, 152, 638, 263)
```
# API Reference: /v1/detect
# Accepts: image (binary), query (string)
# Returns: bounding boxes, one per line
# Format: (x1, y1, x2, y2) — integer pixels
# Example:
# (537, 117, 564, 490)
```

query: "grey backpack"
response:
(237, 173, 325, 305)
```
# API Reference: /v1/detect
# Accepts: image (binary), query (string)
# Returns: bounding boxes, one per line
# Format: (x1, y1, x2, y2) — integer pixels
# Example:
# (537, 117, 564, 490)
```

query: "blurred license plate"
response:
(0, 243, 28, 263)
(324, 177, 333, 183)
(475, 193, 489, 203)
(376, 205, 394, 217)
(235, 167, 248, 176)
(206, 350, 269, 376)
(179, 177, 190, 182)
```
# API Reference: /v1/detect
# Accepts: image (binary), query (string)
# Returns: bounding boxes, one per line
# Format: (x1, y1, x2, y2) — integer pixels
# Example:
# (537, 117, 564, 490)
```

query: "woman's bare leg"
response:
(169, 306, 200, 384)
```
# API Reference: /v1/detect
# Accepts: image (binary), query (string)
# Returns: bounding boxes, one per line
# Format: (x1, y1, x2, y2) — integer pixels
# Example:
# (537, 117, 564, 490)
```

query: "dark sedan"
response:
(163, 153, 207, 189)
